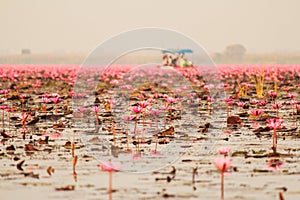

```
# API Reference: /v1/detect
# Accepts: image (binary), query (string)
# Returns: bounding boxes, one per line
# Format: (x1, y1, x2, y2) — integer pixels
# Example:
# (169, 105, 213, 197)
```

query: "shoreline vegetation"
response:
(1, 53, 300, 64)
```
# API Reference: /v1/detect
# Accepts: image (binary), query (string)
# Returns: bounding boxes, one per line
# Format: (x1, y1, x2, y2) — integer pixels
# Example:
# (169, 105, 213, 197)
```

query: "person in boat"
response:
(162, 54, 169, 66)
(171, 55, 179, 66)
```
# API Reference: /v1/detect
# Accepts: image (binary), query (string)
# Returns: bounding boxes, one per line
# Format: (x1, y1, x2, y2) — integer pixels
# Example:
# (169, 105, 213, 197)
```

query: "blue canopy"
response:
(178, 49, 193, 54)
(162, 48, 193, 54)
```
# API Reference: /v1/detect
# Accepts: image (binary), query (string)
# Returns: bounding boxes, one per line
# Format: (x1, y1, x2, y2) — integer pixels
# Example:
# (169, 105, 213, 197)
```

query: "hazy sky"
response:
(1, 0, 300, 54)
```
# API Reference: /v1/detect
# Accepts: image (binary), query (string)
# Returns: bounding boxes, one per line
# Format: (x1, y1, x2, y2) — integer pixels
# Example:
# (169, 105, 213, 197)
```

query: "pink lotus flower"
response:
(150, 109, 162, 116)
(0, 89, 10, 95)
(287, 93, 296, 99)
(250, 109, 264, 116)
(42, 93, 50, 98)
(266, 118, 283, 129)
(131, 106, 143, 114)
(106, 99, 116, 105)
(267, 159, 283, 171)
(19, 94, 27, 99)
(0, 98, 7, 103)
(50, 97, 62, 104)
(122, 115, 136, 121)
(259, 101, 268, 106)
(225, 98, 232, 103)
(77, 107, 87, 113)
(266, 118, 284, 154)
(218, 147, 231, 155)
(149, 150, 160, 156)
(166, 97, 177, 104)
(250, 98, 259, 105)
(0, 105, 8, 110)
(18, 113, 31, 126)
(109, 79, 119, 85)
(92, 106, 101, 113)
(290, 100, 298, 105)
(146, 98, 155, 103)
(50, 132, 62, 139)
(42, 97, 50, 103)
(237, 102, 246, 107)
(203, 85, 209, 91)
(214, 157, 232, 200)
(214, 157, 232, 172)
(161, 105, 169, 110)
(207, 96, 215, 103)
(268, 90, 277, 98)
(68, 91, 77, 98)
(138, 100, 149, 108)
(227, 100, 235, 105)
(98, 160, 122, 200)
(132, 153, 142, 160)
(271, 102, 283, 110)
(98, 160, 122, 172)
(222, 130, 232, 135)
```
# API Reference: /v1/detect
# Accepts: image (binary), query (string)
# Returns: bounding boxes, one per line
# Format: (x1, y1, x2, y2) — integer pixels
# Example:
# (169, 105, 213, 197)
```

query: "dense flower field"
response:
(0, 64, 299, 200)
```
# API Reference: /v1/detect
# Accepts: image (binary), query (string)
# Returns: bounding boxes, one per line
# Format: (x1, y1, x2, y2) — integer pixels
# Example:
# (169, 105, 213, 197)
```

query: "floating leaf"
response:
(47, 166, 55, 176)
(55, 185, 75, 191)
(17, 160, 25, 171)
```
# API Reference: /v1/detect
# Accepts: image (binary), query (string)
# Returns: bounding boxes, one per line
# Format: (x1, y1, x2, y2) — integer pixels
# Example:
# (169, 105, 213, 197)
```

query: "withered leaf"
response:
(27, 117, 39, 125)
(24, 172, 39, 179)
(1, 131, 11, 138)
(227, 116, 242, 124)
(64, 141, 71, 148)
(53, 121, 65, 129)
(38, 136, 49, 145)
(160, 126, 174, 137)
(47, 166, 55, 176)
(17, 160, 25, 171)
(55, 185, 75, 191)
(25, 144, 38, 151)
(6, 145, 15, 151)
